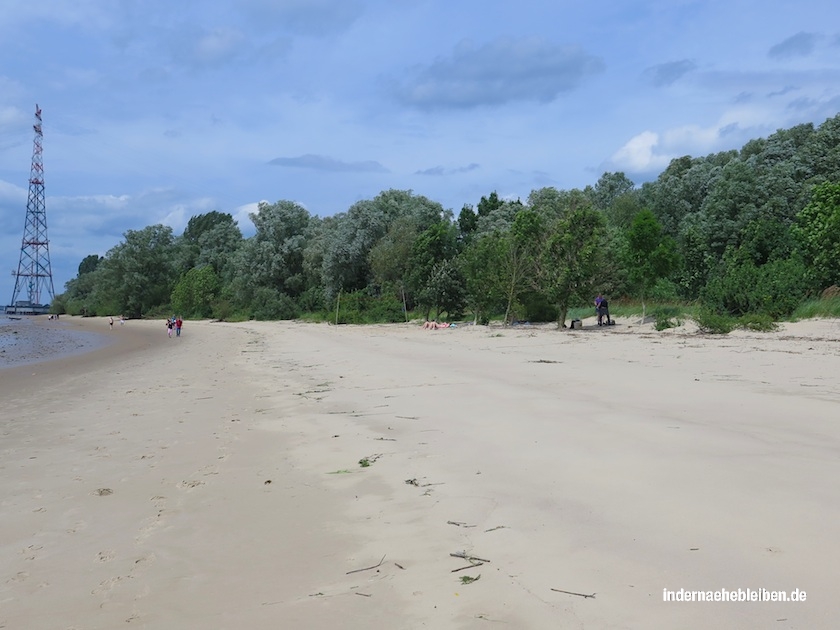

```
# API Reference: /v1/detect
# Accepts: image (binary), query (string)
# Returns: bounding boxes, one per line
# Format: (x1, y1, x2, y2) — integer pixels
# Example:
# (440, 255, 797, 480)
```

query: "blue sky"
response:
(2, 0, 839, 299)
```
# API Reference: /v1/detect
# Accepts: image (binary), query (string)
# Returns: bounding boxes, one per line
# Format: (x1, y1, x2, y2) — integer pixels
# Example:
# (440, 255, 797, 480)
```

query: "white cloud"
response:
(232, 201, 260, 236)
(608, 131, 670, 174)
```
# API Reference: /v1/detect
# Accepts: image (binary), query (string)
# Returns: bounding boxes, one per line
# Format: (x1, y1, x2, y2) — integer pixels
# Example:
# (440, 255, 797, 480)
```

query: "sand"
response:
(1, 314, 839, 629)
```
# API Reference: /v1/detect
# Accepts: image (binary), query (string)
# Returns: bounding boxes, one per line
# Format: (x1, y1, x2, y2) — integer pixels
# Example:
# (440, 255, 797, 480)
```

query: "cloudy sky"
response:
(1, 0, 839, 298)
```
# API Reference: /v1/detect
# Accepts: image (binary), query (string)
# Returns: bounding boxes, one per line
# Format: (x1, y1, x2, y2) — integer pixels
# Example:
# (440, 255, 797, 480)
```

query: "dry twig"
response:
(551, 588, 596, 599)
(452, 563, 485, 572)
(346, 555, 386, 575)
(450, 551, 490, 564)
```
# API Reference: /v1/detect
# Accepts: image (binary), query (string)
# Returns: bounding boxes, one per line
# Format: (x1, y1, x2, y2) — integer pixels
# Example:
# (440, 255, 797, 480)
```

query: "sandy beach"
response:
(1, 314, 839, 629)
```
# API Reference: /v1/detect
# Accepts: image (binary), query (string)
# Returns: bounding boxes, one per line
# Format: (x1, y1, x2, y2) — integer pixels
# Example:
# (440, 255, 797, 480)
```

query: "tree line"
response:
(56, 114, 840, 326)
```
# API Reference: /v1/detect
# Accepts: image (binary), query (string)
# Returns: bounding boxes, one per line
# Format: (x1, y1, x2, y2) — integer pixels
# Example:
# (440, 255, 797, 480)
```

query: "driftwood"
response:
(551, 588, 596, 599)
(450, 551, 490, 564)
(452, 563, 485, 572)
(346, 555, 386, 575)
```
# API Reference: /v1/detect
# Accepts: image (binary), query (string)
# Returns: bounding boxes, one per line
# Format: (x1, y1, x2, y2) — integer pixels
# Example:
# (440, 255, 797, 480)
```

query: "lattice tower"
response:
(9, 104, 55, 307)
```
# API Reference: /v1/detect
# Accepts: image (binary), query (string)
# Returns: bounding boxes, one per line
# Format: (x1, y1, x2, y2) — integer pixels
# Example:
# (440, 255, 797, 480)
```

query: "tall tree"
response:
(792, 181, 840, 290)
(591, 171, 635, 211)
(181, 211, 242, 279)
(460, 232, 505, 324)
(94, 225, 178, 317)
(405, 222, 459, 319)
(232, 200, 311, 310)
(625, 209, 679, 320)
(536, 206, 606, 329)
(321, 190, 445, 301)
(171, 265, 220, 318)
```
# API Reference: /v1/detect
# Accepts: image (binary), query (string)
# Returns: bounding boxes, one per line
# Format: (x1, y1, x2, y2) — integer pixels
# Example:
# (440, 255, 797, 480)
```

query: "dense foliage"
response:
(55, 114, 840, 326)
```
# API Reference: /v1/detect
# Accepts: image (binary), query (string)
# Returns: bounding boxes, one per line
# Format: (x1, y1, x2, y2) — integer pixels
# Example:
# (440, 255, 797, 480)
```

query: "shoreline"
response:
(0, 315, 116, 372)
(1, 316, 838, 628)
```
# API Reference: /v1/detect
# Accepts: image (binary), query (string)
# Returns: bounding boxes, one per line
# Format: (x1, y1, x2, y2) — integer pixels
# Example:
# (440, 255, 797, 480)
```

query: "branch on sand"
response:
(551, 588, 596, 599)
(346, 555, 386, 575)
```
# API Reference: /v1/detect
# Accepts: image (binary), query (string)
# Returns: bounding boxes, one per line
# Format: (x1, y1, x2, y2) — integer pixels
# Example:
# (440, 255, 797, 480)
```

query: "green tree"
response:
(368, 216, 420, 318)
(477, 191, 504, 217)
(625, 209, 679, 320)
(418, 259, 465, 319)
(171, 266, 220, 318)
(60, 254, 103, 315)
(231, 200, 311, 312)
(457, 204, 479, 241)
(182, 211, 243, 281)
(321, 190, 445, 301)
(591, 171, 635, 212)
(702, 251, 809, 318)
(460, 232, 505, 324)
(77, 254, 102, 276)
(406, 222, 459, 319)
(93, 225, 178, 317)
(536, 206, 606, 328)
(792, 181, 840, 290)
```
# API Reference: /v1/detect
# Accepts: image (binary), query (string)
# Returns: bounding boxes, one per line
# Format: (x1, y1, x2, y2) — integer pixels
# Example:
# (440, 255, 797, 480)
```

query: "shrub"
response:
(251, 288, 299, 320)
(298, 286, 326, 313)
(791, 295, 840, 320)
(694, 309, 736, 334)
(335, 290, 405, 324)
(701, 255, 810, 319)
(738, 313, 778, 332)
(653, 305, 683, 331)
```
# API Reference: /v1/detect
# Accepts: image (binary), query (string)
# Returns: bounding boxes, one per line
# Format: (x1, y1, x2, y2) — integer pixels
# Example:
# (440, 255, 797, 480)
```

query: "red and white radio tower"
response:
(7, 104, 55, 314)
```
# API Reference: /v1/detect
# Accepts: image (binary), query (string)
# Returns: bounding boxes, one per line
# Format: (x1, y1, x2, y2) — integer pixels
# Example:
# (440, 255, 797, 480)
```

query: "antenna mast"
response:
(8, 104, 55, 314)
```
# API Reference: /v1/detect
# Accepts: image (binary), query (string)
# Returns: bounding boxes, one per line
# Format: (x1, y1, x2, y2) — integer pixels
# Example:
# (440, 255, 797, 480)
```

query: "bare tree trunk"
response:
(557, 304, 568, 330)
(335, 288, 342, 325)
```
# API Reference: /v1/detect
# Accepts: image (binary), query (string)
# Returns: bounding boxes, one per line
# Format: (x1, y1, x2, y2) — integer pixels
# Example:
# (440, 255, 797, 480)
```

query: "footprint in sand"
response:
(66, 520, 88, 534)
(129, 553, 156, 577)
(177, 480, 205, 490)
(136, 497, 167, 542)
(91, 575, 126, 595)
(8, 571, 29, 583)
(97, 550, 116, 563)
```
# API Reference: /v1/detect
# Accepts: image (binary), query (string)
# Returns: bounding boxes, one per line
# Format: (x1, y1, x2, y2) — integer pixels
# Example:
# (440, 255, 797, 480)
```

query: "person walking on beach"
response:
(175, 316, 183, 337)
(166, 318, 173, 338)
(109, 316, 114, 330)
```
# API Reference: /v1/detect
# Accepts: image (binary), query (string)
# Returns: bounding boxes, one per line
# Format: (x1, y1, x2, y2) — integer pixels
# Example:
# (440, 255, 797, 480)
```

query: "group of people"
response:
(594, 294, 612, 326)
(419, 297, 613, 329)
(165, 315, 183, 338)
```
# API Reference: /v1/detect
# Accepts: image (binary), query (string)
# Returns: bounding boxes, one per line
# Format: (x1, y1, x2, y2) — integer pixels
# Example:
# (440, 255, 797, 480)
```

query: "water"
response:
(0, 315, 110, 370)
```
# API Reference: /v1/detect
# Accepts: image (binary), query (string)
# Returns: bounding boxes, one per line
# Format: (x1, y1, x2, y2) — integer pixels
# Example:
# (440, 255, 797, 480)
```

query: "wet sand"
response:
(0, 316, 112, 370)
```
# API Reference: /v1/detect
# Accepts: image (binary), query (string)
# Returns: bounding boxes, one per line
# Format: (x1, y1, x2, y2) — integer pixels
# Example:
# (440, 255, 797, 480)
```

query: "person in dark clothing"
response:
(595, 294, 612, 326)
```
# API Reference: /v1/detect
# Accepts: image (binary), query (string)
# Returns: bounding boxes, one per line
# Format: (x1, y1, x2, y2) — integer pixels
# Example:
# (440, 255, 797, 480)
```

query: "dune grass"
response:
(791, 296, 840, 320)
